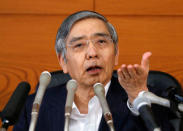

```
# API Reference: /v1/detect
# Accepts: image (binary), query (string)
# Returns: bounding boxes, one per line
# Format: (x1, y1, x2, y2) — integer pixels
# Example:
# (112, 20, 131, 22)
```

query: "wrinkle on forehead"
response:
(66, 18, 110, 43)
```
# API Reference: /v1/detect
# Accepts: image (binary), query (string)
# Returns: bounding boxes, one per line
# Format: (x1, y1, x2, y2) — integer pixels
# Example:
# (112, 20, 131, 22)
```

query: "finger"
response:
(117, 68, 125, 80)
(134, 64, 144, 75)
(141, 52, 152, 70)
(127, 65, 137, 78)
(121, 64, 131, 79)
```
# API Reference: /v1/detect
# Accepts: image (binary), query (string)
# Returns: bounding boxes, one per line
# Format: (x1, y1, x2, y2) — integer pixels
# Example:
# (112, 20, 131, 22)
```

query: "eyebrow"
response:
(69, 36, 86, 43)
(93, 33, 111, 37)
(68, 32, 111, 43)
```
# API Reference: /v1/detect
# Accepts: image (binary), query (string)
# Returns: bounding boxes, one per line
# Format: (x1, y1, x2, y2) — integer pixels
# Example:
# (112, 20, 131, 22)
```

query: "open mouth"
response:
(86, 66, 102, 74)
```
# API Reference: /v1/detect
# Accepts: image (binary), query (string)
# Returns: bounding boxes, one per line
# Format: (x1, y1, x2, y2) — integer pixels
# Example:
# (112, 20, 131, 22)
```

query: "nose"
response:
(86, 41, 98, 59)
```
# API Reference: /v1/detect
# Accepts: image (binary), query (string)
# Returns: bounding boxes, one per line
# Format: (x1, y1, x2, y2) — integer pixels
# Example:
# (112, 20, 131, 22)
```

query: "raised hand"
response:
(117, 52, 152, 102)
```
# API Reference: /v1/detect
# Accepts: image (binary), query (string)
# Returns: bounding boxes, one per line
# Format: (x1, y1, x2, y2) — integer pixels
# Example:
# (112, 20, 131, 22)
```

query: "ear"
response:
(58, 54, 68, 73)
(114, 47, 119, 66)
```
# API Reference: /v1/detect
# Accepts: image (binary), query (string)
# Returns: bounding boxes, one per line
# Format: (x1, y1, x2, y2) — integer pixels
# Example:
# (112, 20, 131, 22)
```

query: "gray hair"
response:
(55, 10, 118, 62)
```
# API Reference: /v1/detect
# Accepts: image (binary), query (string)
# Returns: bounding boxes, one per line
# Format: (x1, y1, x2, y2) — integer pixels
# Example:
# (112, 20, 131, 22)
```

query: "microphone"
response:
(133, 96, 161, 131)
(140, 91, 183, 112)
(0, 82, 30, 130)
(64, 79, 77, 131)
(93, 83, 115, 131)
(29, 71, 51, 131)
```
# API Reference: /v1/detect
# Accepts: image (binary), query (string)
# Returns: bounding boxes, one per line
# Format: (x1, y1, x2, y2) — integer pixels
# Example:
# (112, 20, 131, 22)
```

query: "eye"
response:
(98, 39, 106, 43)
(73, 43, 85, 48)
(96, 39, 108, 45)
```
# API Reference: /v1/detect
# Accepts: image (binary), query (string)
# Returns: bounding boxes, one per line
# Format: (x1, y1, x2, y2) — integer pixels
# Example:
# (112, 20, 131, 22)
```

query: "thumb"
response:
(141, 52, 152, 70)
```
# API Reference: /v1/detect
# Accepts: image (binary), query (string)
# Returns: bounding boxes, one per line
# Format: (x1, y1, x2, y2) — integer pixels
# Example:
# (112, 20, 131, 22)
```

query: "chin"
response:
(91, 77, 107, 85)
(83, 78, 101, 87)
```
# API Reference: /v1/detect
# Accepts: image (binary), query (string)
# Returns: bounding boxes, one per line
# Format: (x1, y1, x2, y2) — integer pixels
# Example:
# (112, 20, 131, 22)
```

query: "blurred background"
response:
(1, 0, 183, 130)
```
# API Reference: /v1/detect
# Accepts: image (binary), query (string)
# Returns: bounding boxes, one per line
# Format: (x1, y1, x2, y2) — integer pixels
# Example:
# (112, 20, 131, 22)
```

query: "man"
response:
(13, 10, 175, 131)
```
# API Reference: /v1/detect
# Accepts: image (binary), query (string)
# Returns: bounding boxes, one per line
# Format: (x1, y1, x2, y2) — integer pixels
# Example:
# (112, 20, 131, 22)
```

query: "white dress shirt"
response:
(68, 81, 137, 131)
(69, 81, 111, 131)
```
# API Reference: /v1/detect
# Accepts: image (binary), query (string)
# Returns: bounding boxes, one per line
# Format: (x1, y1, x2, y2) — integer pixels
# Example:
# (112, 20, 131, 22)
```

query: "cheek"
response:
(104, 49, 116, 67)
(102, 54, 116, 74)
(66, 53, 85, 77)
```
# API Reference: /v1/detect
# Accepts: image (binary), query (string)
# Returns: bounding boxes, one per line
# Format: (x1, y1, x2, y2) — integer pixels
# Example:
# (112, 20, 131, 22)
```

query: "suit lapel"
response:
(45, 85, 67, 131)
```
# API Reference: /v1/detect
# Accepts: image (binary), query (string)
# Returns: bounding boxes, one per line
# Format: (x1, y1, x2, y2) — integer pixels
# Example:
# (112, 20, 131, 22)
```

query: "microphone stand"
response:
(64, 114, 70, 131)
(64, 106, 72, 131)
(64, 80, 77, 131)
(93, 83, 115, 131)
(104, 112, 115, 131)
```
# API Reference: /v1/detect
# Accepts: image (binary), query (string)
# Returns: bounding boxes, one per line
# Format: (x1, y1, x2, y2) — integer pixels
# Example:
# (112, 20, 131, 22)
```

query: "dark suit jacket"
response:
(13, 76, 175, 131)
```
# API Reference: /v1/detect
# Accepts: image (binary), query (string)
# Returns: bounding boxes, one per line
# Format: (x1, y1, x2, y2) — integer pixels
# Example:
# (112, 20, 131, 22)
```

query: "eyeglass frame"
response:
(64, 33, 114, 52)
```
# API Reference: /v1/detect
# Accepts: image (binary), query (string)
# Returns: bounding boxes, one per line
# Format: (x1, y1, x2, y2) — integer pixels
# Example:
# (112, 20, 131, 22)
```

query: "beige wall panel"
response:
(96, 0, 183, 15)
(0, 15, 65, 117)
(0, 0, 93, 14)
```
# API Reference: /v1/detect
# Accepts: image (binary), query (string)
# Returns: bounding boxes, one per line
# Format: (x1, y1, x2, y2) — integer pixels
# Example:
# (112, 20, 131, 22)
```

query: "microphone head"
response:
(1, 81, 30, 125)
(66, 79, 77, 92)
(65, 80, 77, 114)
(93, 83, 105, 96)
(39, 71, 51, 87)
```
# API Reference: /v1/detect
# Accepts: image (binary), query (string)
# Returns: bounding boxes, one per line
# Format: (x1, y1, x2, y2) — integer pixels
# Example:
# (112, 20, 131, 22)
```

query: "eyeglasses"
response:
(66, 35, 113, 52)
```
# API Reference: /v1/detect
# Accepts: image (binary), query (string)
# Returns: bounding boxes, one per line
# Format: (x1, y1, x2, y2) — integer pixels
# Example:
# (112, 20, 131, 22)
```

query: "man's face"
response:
(59, 18, 118, 87)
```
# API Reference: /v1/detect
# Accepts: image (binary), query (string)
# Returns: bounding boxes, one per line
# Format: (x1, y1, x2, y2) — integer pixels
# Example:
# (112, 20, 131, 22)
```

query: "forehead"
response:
(67, 18, 110, 39)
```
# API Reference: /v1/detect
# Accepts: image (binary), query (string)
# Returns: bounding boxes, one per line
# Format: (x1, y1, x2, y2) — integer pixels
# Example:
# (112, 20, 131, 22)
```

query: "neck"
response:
(74, 84, 95, 114)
